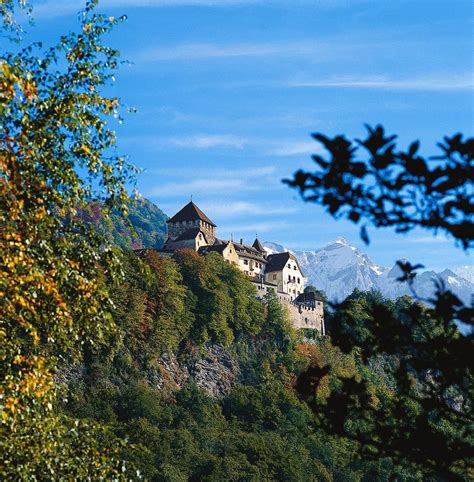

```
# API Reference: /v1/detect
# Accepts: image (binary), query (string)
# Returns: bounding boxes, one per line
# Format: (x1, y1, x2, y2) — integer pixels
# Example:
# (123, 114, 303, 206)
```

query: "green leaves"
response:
(1, 1, 136, 478)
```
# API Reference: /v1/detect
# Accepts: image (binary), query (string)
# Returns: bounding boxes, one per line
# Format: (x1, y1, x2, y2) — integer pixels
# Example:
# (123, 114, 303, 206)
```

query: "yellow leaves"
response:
(34, 205, 46, 220)
(4, 397, 19, 414)
(1, 355, 54, 424)
(1, 61, 37, 103)
(21, 79, 37, 101)
(68, 259, 80, 270)
(104, 97, 119, 110)
(13, 355, 27, 365)
(0, 61, 17, 100)
(80, 144, 91, 155)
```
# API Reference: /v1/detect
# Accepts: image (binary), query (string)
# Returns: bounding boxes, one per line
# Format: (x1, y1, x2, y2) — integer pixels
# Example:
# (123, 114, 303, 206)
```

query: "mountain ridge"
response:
(264, 239, 473, 304)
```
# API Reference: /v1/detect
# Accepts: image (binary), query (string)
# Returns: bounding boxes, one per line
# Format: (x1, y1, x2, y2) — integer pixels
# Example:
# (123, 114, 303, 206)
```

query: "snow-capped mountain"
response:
(264, 238, 474, 304)
(453, 265, 474, 284)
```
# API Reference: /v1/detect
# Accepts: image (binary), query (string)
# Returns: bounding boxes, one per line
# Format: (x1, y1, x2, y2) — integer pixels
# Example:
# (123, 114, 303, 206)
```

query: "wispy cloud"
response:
(138, 41, 327, 62)
(168, 134, 246, 149)
(200, 201, 298, 217)
(123, 134, 247, 150)
(149, 165, 277, 177)
(33, 0, 314, 18)
(219, 220, 291, 235)
(268, 140, 322, 156)
(145, 165, 279, 197)
(407, 235, 452, 244)
(147, 178, 248, 197)
(289, 74, 474, 91)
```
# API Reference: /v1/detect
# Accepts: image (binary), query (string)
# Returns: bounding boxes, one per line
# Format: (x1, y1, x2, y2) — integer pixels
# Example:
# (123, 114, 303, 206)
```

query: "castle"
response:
(160, 201, 325, 333)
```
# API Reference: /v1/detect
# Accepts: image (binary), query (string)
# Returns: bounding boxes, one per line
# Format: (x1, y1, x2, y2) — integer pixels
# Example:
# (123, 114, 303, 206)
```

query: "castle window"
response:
(287, 264, 291, 268)
(293, 266, 297, 270)
(244, 259, 248, 265)
(297, 278, 300, 283)
(273, 274, 276, 280)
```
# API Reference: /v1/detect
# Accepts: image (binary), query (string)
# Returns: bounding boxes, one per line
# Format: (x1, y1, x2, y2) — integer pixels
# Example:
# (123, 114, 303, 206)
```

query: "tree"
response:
(304, 285, 328, 302)
(285, 125, 473, 249)
(286, 126, 473, 479)
(0, 1, 136, 477)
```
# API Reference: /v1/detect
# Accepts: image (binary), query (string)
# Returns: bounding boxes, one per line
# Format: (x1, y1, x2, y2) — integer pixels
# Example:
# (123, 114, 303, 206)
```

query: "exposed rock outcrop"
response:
(151, 344, 239, 398)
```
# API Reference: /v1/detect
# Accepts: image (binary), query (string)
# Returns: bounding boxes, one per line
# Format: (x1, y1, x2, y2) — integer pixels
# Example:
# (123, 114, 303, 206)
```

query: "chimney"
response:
(240, 238, 243, 245)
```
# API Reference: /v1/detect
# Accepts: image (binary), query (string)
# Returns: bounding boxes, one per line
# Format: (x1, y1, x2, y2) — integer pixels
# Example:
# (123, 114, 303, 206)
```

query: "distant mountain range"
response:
(264, 238, 474, 305)
(97, 197, 472, 304)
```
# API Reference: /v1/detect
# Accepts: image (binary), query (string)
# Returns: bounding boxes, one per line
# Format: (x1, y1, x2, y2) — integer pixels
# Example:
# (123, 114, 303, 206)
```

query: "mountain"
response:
(78, 197, 168, 250)
(453, 265, 474, 284)
(264, 238, 473, 304)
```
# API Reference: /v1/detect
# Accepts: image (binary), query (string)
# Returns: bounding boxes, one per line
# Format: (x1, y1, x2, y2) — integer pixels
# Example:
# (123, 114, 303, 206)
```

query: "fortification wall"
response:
(284, 301, 324, 333)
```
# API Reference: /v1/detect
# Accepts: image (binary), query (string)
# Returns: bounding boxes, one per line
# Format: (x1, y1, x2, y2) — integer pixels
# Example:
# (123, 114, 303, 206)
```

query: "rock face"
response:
(264, 239, 474, 304)
(152, 344, 239, 398)
(188, 345, 237, 398)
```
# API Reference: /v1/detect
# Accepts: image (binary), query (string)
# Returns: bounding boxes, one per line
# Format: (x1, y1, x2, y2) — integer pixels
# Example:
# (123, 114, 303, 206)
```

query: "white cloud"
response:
(219, 220, 291, 234)
(123, 134, 248, 150)
(200, 201, 298, 217)
(138, 41, 327, 62)
(269, 140, 322, 156)
(147, 178, 247, 197)
(33, 0, 313, 18)
(149, 165, 277, 178)
(289, 74, 474, 91)
(168, 134, 246, 149)
(407, 235, 452, 244)
(143, 164, 281, 198)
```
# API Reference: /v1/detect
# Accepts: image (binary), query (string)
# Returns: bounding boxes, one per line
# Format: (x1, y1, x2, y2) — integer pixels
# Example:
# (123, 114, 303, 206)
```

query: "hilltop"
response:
(102, 198, 472, 304)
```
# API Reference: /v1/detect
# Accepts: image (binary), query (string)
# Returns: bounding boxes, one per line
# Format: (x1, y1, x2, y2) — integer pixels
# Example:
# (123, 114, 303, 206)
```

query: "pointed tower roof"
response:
(252, 237, 265, 253)
(167, 201, 216, 227)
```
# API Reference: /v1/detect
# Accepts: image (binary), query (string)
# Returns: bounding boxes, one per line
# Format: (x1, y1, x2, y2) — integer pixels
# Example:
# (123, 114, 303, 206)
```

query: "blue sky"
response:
(20, 0, 474, 269)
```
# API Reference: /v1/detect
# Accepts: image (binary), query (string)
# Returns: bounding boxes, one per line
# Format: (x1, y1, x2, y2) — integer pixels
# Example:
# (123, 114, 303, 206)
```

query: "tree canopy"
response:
(286, 126, 473, 479)
(1, 1, 136, 477)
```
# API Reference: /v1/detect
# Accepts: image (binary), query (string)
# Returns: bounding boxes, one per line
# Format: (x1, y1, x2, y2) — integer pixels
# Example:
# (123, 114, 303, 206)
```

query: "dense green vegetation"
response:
(59, 248, 470, 480)
(77, 197, 168, 250)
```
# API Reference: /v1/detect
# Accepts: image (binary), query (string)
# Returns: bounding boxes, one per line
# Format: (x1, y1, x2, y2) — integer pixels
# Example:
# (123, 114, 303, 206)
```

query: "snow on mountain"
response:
(453, 265, 474, 284)
(264, 239, 473, 304)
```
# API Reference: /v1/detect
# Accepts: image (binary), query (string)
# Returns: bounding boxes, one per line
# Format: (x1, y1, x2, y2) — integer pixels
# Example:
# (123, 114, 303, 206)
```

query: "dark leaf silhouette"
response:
(284, 125, 473, 249)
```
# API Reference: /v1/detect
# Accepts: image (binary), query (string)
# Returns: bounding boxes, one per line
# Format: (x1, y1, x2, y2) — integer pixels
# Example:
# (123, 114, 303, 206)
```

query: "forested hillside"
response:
(77, 197, 168, 250)
(59, 247, 470, 480)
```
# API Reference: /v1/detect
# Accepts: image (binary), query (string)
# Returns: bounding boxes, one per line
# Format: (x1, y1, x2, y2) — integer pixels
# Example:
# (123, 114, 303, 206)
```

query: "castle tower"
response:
(252, 237, 266, 255)
(166, 201, 217, 244)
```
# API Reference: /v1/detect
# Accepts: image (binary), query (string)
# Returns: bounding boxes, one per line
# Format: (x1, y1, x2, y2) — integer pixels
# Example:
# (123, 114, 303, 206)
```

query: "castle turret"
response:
(166, 201, 216, 244)
(252, 237, 266, 255)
